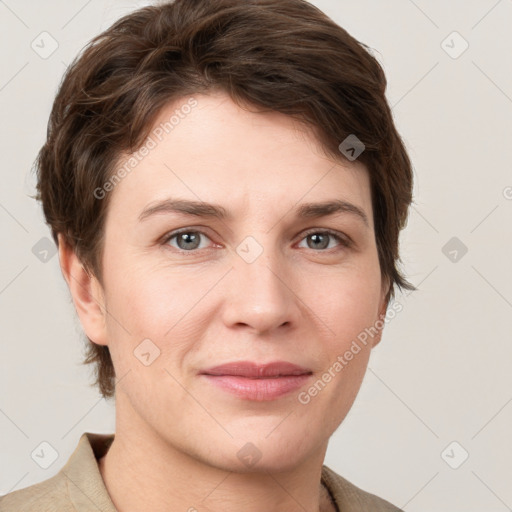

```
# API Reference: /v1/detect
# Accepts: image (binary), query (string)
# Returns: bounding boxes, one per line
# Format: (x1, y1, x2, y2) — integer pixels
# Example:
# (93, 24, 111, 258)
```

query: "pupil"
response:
(309, 233, 328, 249)
(179, 232, 199, 250)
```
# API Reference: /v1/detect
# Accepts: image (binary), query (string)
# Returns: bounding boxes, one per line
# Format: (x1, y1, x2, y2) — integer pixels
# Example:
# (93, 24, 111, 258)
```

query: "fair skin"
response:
(59, 91, 389, 512)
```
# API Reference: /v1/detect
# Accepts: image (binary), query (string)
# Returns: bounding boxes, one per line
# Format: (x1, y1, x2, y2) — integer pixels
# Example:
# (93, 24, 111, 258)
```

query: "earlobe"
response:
(372, 278, 390, 348)
(372, 310, 387, 348)
(58, 235, 108, 346)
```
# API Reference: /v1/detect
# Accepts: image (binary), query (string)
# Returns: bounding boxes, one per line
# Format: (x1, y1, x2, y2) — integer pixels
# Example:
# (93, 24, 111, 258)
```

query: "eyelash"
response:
(161, 227, 352, 253)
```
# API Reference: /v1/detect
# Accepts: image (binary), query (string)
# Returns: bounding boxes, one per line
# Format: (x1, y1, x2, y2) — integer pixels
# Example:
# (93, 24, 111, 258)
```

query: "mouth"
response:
(199, 361, 313, 401)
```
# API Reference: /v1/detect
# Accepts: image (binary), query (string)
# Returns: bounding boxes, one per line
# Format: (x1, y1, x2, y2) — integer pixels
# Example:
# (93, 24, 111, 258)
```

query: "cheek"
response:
(103, 253, 201, 330)
(304, 269, 381, 426)
(322, 263, 382, 388)
(314, 263, 383, 347)
(100, 268, 199, 398)
(101, 256, 221, 376)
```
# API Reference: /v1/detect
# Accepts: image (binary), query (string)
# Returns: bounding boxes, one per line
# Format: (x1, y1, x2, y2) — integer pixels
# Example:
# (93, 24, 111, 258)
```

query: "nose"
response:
(221, 244, 300, 335)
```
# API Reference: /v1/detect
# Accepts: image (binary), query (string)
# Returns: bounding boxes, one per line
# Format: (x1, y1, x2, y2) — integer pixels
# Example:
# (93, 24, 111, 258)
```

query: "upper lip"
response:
(200, 361, 312, 378)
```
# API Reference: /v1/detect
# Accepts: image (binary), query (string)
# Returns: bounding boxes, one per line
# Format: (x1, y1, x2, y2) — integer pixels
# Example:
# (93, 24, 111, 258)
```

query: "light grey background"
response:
(1, 1, 511, 510)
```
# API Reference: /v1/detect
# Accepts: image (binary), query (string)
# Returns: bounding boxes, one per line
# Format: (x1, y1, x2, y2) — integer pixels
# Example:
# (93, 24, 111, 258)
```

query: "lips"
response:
(199, 361, 313, 401)
(200, 361, 312, 378)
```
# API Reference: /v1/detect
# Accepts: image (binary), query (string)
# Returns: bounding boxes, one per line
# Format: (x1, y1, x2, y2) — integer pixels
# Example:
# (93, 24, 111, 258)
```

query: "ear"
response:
(371, 276, 391, 348)
(58, 235, 108, 346)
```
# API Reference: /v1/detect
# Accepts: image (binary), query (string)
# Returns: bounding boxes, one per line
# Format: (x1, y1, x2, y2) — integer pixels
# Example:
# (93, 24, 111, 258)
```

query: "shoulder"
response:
(0, 472, 75, 512)
(321, 465, 404, 512)
(0, 432, 116, 512)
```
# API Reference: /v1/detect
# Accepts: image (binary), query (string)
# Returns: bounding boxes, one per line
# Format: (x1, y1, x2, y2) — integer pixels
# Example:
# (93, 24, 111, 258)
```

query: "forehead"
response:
(107, 91, 373, 226)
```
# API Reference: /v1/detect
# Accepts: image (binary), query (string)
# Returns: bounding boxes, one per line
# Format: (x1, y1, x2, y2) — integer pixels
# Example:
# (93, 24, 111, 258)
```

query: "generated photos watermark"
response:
(297, 299, 403, 405)
(93, 97, 198, 200)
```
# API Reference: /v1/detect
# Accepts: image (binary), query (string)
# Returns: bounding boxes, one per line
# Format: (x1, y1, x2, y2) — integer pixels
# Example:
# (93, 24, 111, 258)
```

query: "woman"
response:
(0, 0, 414, 510)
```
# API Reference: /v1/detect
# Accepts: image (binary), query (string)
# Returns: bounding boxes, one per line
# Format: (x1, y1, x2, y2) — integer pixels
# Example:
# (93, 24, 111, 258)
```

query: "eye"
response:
(297, 230, 350, 251)
(161, 228, 351, 253)
(164, 230, 212, 251)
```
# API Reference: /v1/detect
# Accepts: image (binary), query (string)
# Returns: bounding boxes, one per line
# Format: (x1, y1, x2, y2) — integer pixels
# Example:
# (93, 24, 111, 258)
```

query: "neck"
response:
(98, 397, 336, 512)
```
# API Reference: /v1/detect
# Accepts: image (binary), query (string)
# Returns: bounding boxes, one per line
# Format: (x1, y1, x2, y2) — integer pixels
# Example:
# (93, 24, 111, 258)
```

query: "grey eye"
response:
(298, 231, 344, 250)
(307, 233, 331, 250)
(169, 231, 204, 251)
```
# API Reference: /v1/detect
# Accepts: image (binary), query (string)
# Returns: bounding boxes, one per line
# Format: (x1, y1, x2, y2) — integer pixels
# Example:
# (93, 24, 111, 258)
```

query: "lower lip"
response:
(201, 374, 312, 401)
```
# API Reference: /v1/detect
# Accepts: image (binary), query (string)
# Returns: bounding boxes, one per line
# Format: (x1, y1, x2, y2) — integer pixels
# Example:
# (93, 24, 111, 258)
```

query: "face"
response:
(78, 91, 389, 472)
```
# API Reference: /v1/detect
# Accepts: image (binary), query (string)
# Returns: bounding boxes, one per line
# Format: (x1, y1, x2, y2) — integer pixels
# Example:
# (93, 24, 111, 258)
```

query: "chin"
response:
(213, 447, 312, 475)
(225, 432, 321, 474)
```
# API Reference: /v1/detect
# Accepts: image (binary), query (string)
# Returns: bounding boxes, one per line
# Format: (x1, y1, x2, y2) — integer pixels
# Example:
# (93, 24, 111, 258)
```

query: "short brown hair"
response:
(36, 0, 415, 399)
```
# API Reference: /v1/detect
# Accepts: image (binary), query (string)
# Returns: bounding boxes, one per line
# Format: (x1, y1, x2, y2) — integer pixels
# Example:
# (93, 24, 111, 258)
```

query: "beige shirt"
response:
(0, 432, 403, 511)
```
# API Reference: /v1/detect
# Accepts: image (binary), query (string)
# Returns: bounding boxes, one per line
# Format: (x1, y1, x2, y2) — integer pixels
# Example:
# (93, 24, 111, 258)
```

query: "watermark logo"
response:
(442, 236, 468, 263)
(32, 236, 57, 263)
(134, 338, 161, 366)
(236, 236, 264, 264)
(31, 441, 59, 469)
(237, 442, 262, 468)
(441, 31, 469, 59)
(441, 441, 469, 469)
(31, 31, 59, 59)
(338, 134, 365, 161)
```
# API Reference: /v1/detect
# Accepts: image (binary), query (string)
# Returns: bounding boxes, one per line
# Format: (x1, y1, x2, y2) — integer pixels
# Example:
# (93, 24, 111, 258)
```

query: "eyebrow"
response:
(139, 199, 230, 222)
(297, 200, 369, 227)
(138, 198, 369, 227)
